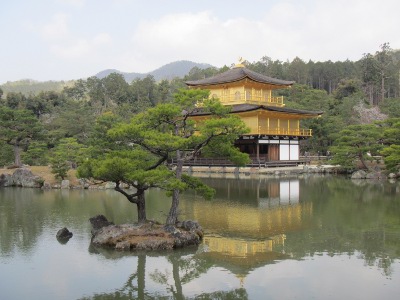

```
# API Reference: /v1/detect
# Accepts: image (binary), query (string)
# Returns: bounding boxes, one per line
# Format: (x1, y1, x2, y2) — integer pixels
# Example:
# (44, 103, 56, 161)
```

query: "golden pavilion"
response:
(186, 61, 323, 164)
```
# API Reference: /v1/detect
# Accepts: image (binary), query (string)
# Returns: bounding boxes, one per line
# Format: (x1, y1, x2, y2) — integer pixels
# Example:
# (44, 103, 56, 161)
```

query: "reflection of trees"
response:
(285, 227, 397, 277)
(80, 248, 248, 300)
(361, 230, 395, 277)
(0, 188, 46, 256)
(0, 188, 141, 257)
(192, 288, 247, 299)
(150, 251, 212, 299)
(79, 253, 157, 300)
(190, 176, 400, 277)
(285, 176, 400, 276)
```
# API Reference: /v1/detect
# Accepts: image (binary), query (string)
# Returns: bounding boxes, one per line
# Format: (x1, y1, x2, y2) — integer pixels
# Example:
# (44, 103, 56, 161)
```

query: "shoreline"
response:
(183, 164, 340, 175)
(0, 165, 341, 190)
(2, 164, 398, 190)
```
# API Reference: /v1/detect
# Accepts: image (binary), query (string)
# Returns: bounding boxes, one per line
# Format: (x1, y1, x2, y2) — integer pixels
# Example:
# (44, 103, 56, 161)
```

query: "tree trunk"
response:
(14, 144, 22, 167)
(358, 152, 369, 170)
(136, 192, 147, 224)
(171, 257, 184, 300)
(167, 189, 180, 225)
(381, 70, 385, 104)
(369, 85, 374, 106)
(166, 150, 183, 225)
(116, 185, 147, 224)
(137, 254, 146, 299)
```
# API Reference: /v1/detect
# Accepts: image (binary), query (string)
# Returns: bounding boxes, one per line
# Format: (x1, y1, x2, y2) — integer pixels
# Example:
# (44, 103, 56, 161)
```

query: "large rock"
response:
(351, 170, 388, 180)
(1, 168, 44, 188)
(78, 178, 91, 189)
(0, 174, 13, 187)
(61, 180, 70, 189)
(351, 170, 367, 179)
(89, 215, 114, 236)
(56, 227, 73, 240)
(41, 181, 52, 189)
(178, 220, 202, 232)
(104, 182, 116, 189)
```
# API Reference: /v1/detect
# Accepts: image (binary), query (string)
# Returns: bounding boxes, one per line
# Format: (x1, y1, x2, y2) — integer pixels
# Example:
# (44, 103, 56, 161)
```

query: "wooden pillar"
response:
(278, 119, 280, 134)
(256, 140, 260, 161)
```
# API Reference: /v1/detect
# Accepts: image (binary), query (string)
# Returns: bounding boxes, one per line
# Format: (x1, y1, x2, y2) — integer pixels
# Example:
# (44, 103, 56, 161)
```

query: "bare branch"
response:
(115, 182, 139, 203)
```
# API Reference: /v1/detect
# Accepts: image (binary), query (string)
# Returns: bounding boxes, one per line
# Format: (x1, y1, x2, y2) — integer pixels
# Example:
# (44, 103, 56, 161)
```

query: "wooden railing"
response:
(248, 128, 312, 137)
(172, 157, 308, 167)
(218, 95, 284, 107)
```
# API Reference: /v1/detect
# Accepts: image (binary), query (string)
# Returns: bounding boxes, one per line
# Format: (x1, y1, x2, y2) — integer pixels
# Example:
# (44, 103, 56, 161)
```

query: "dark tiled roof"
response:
(186, 67, 295, 87)
(191, 104, 323, 117)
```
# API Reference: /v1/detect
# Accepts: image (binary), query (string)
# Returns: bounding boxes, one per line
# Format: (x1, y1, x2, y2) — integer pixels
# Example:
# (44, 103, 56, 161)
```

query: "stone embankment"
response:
(1, 165, 398, 190)
(350, 169, 399, 180)
(184, 165, 341, 177)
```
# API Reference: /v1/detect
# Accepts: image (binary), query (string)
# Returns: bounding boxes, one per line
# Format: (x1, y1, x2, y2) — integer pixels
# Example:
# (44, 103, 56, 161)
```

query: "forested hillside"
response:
(0, 79, 73, 96)
(0, 43, 399, 174)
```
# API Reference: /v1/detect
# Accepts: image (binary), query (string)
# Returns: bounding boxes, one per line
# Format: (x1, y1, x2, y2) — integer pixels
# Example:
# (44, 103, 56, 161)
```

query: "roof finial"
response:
(234, 57, 246, 68)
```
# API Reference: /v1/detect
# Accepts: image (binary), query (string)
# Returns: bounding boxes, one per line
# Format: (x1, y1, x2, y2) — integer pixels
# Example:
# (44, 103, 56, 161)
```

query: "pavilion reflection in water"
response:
(259, 179, 300, 207)
(202, 234, 286, 258)
(186, 178, 312, 280)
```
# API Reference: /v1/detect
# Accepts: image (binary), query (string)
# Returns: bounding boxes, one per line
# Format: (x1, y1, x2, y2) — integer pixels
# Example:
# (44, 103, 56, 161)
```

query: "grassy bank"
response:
(0, 166, 79, 185)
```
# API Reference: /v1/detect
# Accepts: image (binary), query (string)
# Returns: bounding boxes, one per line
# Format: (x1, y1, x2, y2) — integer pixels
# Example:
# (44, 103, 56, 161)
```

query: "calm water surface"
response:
(1, 175, 400, 300)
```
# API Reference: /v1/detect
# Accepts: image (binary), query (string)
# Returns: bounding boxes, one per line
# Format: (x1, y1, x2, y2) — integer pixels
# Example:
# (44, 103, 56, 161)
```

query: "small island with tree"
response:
(77, 89, 249, 250)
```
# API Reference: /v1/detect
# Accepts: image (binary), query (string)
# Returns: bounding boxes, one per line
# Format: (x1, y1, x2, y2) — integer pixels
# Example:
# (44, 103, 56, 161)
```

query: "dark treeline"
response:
(248, 43, 400, 105)
(0, 43, 399, 170)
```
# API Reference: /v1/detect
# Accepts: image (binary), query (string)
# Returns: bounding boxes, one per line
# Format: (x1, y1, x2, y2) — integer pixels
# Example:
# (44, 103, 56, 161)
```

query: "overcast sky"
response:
(1, 0, 399, 84)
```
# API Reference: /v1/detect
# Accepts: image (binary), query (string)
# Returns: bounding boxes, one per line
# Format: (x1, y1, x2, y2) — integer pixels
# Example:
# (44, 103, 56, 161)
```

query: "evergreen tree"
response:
(50, 137, 87, 180)
(109, 89, 249, 225)
(79, 90, 249, 224)
(329, 124, 383, 170)
(0, 107, 43, 167)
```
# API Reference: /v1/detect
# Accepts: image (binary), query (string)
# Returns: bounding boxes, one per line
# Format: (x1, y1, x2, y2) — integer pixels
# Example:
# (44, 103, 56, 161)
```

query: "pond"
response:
(1, 174, 400, 300)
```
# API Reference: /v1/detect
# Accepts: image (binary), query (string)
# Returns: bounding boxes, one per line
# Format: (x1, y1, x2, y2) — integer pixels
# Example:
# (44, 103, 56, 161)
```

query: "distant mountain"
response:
(95, 60, 214, 82)
(0, 61, 214, 96)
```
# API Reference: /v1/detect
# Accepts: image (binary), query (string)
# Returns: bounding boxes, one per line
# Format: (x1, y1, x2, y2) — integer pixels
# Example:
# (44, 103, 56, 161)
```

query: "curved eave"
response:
(190, 104, 323, 117)
(186, 77, 292, 89)
(255, 105, 323, 117)
(185, 67, 295, 88)
(186, 74, 246, 86)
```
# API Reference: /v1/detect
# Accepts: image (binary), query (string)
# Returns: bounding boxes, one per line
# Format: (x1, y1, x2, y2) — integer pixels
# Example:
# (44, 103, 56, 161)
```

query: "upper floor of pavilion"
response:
(185, 62, 294, 107)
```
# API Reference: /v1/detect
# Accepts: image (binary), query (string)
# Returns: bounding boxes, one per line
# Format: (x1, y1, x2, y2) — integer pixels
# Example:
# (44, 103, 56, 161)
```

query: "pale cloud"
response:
(261, 0, 400, 61)
(51, 33, 112, 59)
(41, 13, 69, 39)
(92, 33, 112, 45)
(126, 0, 400, 72)
(129, 11, 295, 71)
(2, 0, 400, 82)
(129, 11, 262, 70)
(58, 0, 85, 8)
(51, 39, 90, 58)
(39, 12, 112, 60)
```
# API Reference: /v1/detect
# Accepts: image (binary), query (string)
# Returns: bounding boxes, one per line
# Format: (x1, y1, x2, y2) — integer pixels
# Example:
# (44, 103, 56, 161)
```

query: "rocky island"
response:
(89, 215, 203, 251)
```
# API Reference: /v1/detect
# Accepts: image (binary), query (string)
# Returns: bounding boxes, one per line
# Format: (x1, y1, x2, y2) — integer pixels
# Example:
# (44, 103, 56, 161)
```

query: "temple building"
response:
(186, 61, 323, 164)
